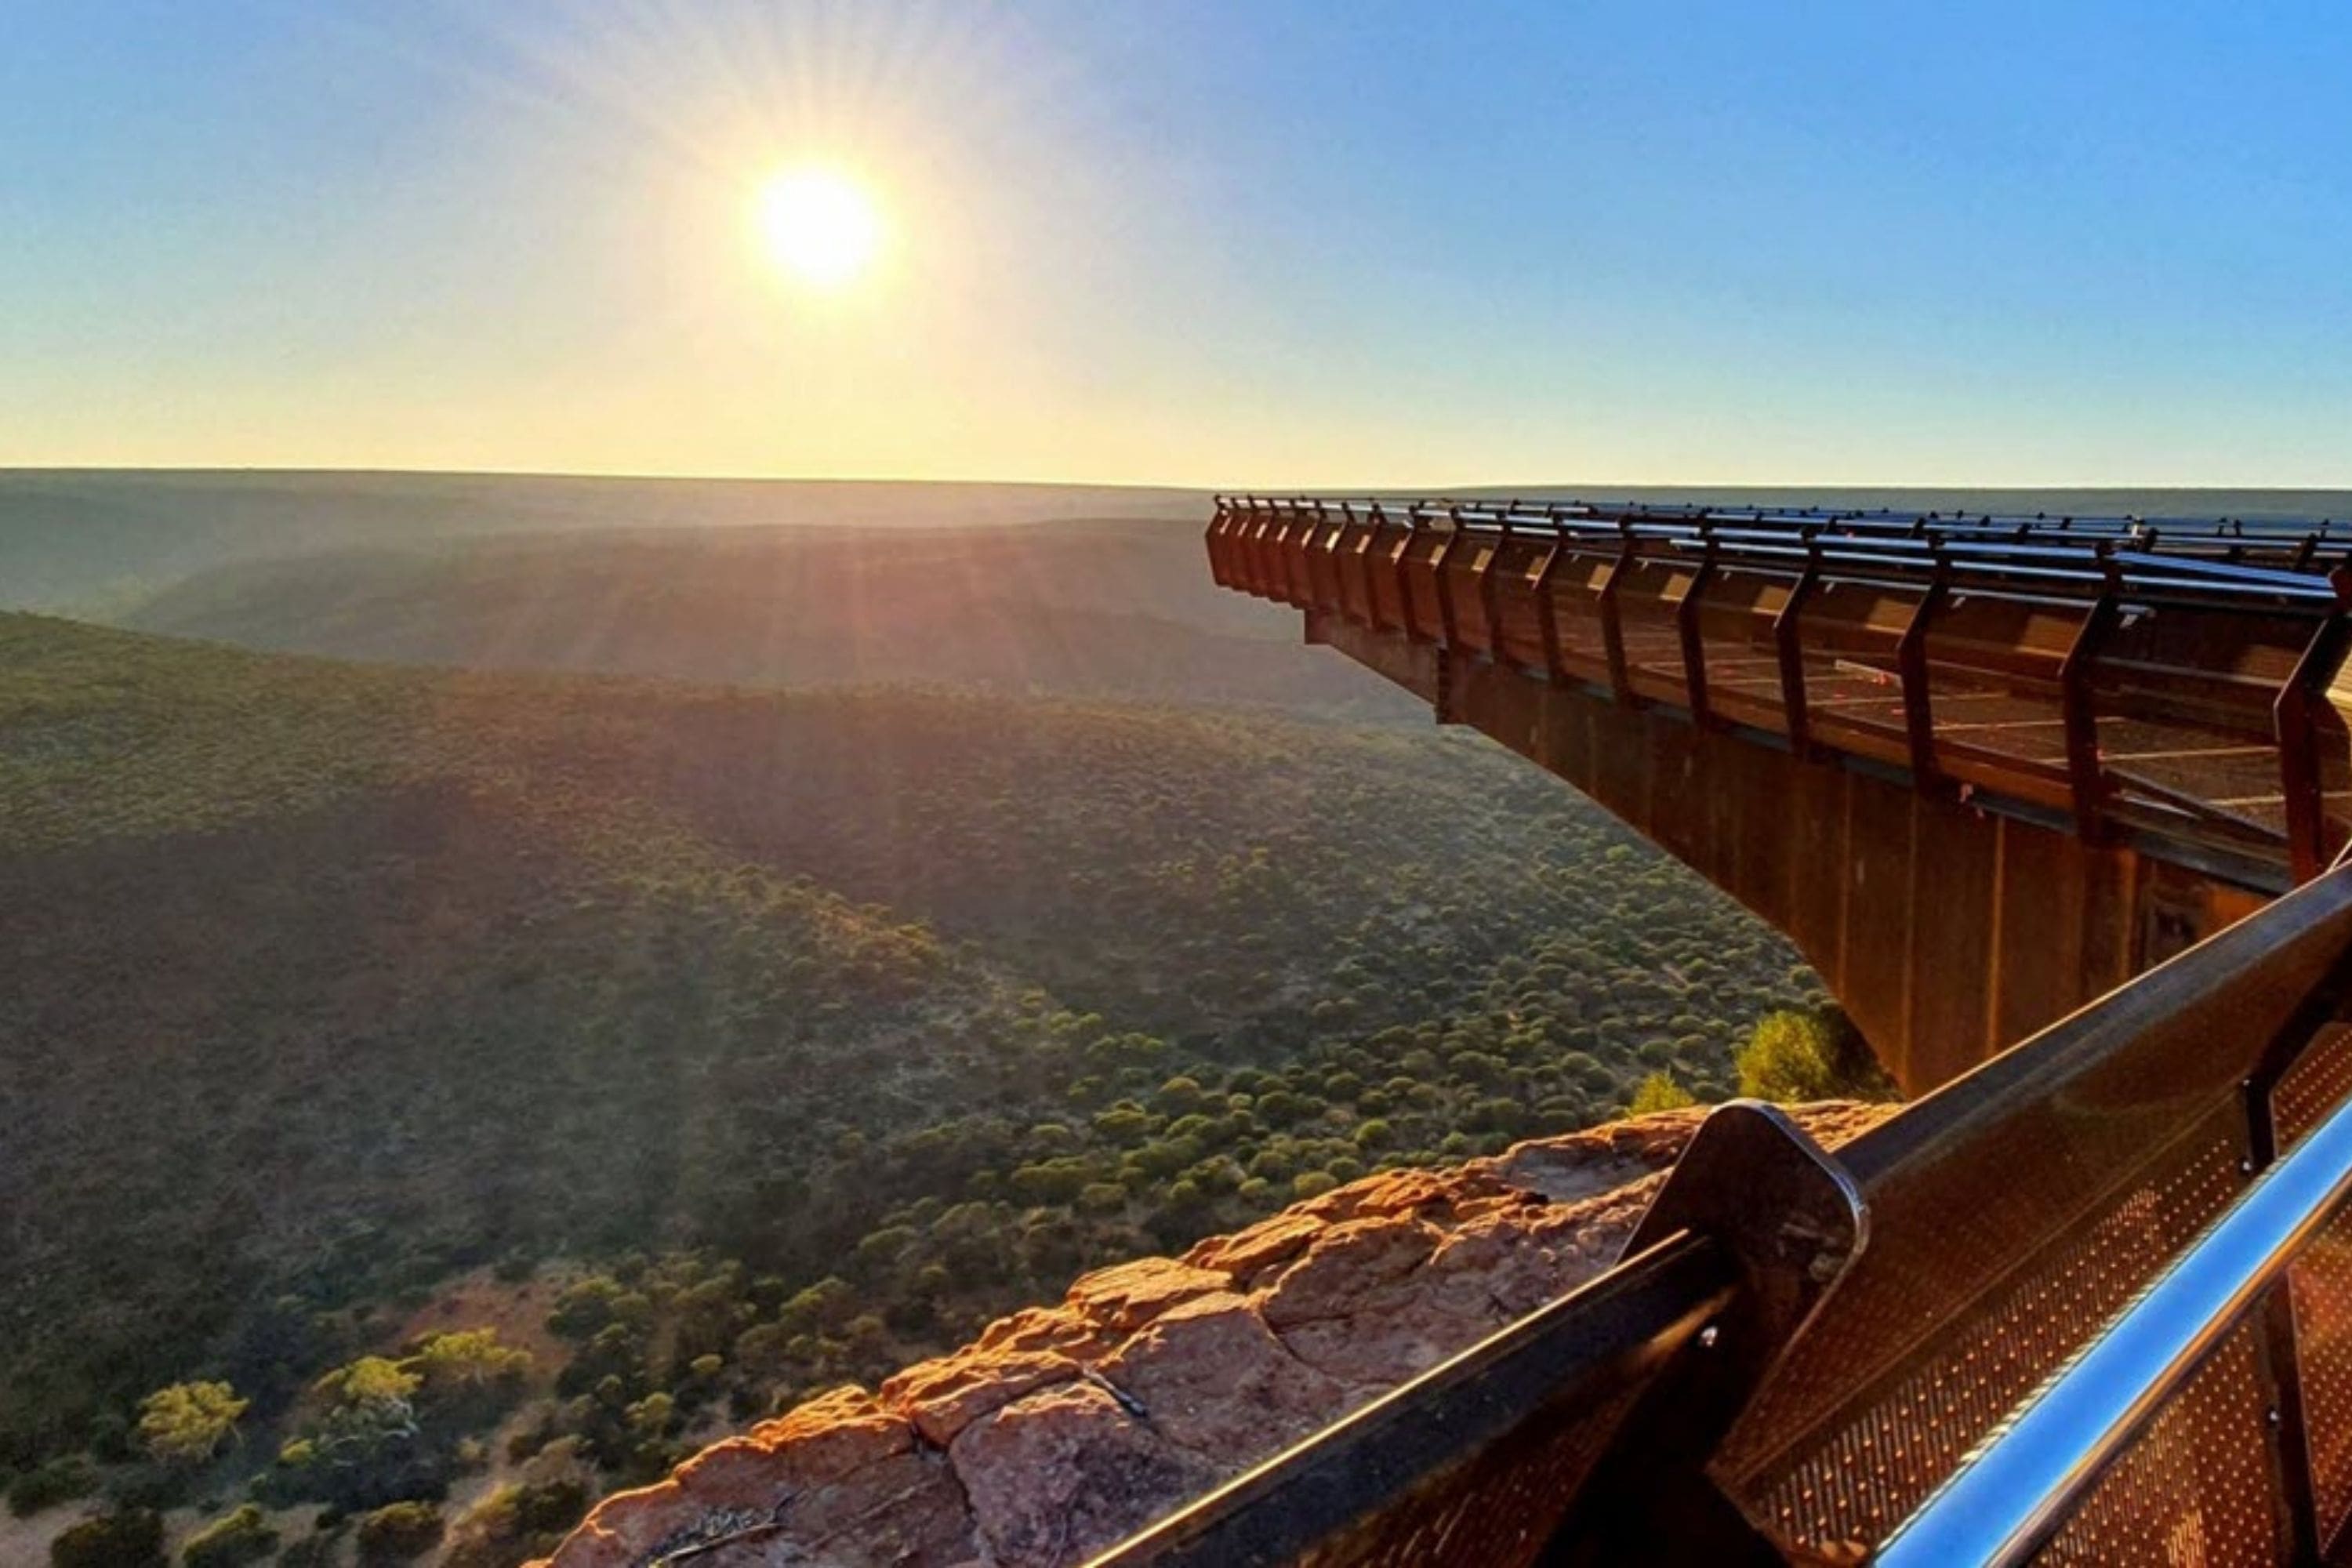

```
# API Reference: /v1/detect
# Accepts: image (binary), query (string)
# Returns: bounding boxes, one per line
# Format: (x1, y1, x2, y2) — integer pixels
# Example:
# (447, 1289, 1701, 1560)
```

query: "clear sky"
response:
(5, 1, 2349, 487)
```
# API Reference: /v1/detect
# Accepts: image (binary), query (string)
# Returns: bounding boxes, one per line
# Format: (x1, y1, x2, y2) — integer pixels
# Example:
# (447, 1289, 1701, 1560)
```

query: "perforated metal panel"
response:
(2274, 1022, 2352, 1151)
(2274, 1021, 2352, 1551)
(1733, 1106, 2247, 1557)
(2286, 1212, 2352, 1553)
(2032, 1315, 2287, 1568)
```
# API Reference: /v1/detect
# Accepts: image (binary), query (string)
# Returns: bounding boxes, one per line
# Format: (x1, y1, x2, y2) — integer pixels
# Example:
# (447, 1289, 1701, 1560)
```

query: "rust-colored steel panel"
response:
(1243, 499, 2351, 1090)
(1316, 613, 2267, 1092)
(1840, 779, 1919, 1080)
(1903, 803, 2003, 1083)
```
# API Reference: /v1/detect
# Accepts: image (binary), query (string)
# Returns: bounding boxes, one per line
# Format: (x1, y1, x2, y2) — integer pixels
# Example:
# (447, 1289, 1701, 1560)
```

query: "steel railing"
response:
(1092, 860, 2352, 1566)
(1207, 495, 2352, 881)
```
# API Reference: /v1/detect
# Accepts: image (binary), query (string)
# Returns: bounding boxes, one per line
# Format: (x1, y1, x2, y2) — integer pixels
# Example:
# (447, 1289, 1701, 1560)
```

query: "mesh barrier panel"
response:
(1733, 1104, 2247, 1557)
(2276, 1022, 2352, 1551)
(2289, 1213, 2352, 1552)
(2274, 1022, 2352, 1149)
(1290, 1385, 1642, 1568)
(2033, 1316, 2287, 1568)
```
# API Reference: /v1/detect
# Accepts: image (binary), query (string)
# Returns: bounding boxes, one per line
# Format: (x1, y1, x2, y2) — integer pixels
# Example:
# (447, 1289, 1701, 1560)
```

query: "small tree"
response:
(1628, 1071, 1697, 1115)
(136, 1382, 248, 1467)
(1735, 1007, 1894, 1103)
(411, 1330, 532, 1428)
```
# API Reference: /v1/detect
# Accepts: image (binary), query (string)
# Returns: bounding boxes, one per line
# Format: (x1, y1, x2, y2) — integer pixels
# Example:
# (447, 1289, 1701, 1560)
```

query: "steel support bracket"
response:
(1618, 1101, 1870, 1397)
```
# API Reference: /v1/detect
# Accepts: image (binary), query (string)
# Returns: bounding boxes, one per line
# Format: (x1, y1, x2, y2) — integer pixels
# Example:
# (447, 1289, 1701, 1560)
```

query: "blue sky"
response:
(3, 1, 2348, 485)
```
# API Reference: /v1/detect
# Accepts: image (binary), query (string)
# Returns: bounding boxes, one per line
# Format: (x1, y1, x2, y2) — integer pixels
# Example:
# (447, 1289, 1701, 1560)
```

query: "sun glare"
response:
(756, 165, 884, 289)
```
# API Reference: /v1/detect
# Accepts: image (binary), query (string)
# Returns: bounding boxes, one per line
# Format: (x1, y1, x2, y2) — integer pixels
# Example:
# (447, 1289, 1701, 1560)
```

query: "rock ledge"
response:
(544, 1102, 1890, 1568)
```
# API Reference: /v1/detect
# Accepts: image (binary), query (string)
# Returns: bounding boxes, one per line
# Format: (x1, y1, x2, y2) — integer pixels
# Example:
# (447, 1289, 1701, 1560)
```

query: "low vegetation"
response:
(0, 612, 1860, 1559)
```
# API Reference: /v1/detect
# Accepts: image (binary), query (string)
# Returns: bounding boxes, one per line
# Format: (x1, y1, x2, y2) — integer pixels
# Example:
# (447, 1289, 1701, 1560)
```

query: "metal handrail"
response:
(1214, 495, 2349, 610)
(1876, 1086, 2352, 1566)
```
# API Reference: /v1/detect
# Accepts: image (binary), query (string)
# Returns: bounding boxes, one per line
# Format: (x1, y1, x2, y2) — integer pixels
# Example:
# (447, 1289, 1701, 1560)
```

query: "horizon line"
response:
(9, 464, 2352, 497)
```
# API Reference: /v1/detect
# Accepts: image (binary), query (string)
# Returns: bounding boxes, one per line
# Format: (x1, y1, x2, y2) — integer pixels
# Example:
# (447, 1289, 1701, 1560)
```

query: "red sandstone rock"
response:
(1062, 1256, 1231, 1332)
(1097, 1291, 1352, 1459)
(950, 1380, 1209, 1567)
(1255, 1214, 1444, 1329)
(539, 1099, 1897, 1568)
(1180, 1208, 1326, 1283)
(973, 1302, 1116, 1362)
(547, 1388, 975, 1568)
(880, 1345, 1085, 1449)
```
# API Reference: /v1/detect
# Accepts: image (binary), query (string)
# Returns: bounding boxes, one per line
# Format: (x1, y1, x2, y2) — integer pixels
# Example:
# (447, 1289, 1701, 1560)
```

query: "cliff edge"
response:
(543, 1102, 1889, 1567)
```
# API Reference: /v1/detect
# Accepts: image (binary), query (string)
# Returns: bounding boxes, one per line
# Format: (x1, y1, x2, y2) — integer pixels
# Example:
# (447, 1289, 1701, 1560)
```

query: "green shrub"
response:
(1734, 1007, 1893, 1103)
(355, 1500, 444, 1563)
(8, 1454, 96, 1517)
(51, 1509, 165, 1568)
(181, 1503, 278, 1568)
(137, 1383, 247, 1468)
(1627, 1071, 1697, 1114)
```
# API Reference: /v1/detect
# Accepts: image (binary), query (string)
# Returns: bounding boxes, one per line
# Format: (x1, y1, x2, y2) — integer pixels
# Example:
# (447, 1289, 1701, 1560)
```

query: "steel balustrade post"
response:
(2058, 568, 2122, 844)
(1677, 542, 1719, 728)
(1298, 503, 1336, 606)
(1480, 513, 1509, 663)
(1895, 568, 1947, 784)
(2278, 575, 2352, 884)
(1533, 521, 1569, 686)
(1305, 501, 1340, 611)
(1395, 506, 1429, 644)
(1774, 549, 1820, 757)
(1241, 498, 1273, 598)
(1600, 523, 1638, 706)
(1334, 502, 1367, 625)
(1431, 507, 1463, 648)
(1293, 501, 1326, 608)
(1348, 503, 1381, 628)
(1265, 501, 1294, 604)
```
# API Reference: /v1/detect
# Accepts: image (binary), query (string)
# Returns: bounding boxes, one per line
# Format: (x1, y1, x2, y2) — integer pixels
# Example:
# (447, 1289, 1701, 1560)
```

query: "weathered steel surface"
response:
(1315, 611, 2265, 1091)
(1216, 497, 2345, 1091)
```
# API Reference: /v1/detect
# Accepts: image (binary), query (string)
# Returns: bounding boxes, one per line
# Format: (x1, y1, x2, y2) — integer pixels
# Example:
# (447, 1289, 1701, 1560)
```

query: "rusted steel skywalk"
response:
(1209, 496, 2352, 1089)
(1076, 498, 2352, 1566)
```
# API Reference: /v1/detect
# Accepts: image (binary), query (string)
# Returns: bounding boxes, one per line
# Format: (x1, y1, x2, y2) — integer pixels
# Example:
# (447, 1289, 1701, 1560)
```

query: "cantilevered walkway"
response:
(1209, 496, 2352, 1089)
(1077, 497, 2352, 1567)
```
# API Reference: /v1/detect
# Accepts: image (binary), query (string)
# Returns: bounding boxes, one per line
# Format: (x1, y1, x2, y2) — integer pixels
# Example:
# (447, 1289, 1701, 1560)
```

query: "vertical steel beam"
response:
(2279, 583, 2352, 883)
(2058, 586, 2122, 843)
(1345, 504, 1378, 628)
(1278, 500, 1307, 602)
(1280, 504, 1315, 607)
(1774, 554, 1820, 757)
(1479, 515, 1509, 662)
(1395, 506, 1430, 644)
(1430, 510, 1462, 648)
(1534, 532, 1569, 684)
(1676, 545, 1719, 728)
(1895, 575, 1948, 782)
(1242, 500, 1275, 598)
(1305, 503, 1341, 610)
(1599, 527, 1638, 706)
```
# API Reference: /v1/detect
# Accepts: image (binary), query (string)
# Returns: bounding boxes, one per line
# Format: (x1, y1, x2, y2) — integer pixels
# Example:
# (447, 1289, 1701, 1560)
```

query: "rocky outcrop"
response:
(543, 1102, 1891, 1568)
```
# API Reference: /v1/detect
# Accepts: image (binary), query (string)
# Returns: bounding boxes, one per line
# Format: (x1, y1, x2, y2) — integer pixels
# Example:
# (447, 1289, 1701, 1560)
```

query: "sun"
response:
(755, 165, 884, 289)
